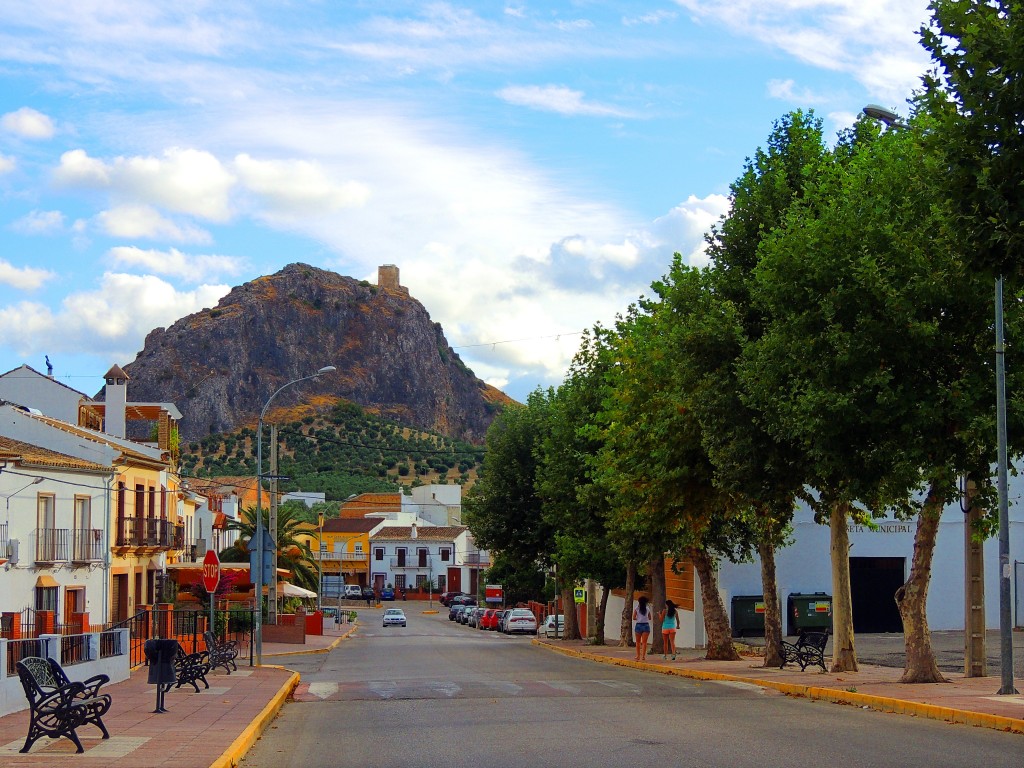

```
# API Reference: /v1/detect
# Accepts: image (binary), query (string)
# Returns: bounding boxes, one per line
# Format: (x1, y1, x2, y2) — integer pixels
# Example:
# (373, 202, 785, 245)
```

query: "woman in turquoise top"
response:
(659, 600, 679, 660)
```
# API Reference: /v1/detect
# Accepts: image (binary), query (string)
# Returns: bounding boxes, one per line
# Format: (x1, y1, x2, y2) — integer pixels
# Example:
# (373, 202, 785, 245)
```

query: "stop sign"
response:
(202, 549, 221, 593)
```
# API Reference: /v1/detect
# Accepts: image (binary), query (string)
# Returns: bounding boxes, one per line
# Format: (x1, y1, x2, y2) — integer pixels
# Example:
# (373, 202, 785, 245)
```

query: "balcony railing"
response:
(390, 557, 433, 569)
(72, 528, 105, 562)
(0, 522, 7, 561)
(35, 528, 70, 563)
(115, 517, 183, 549)
(463, 553, 490, 566)
(312, 550, 368, 562)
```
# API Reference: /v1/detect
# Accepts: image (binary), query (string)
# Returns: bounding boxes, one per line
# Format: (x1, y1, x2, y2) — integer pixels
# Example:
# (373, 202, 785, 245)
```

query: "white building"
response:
(402, 484, 462, 526)
(0, 435, 115, 630)
(0, 364, 93, 425)
(369, 523, 487, 596)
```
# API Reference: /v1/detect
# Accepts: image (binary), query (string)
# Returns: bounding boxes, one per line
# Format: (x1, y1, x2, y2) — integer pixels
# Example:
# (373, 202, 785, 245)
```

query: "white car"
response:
(504, 608, 538, 635)
(343, 584, 363, 599)
(542, 614, 565, 638)
(382, 608, 407, 627)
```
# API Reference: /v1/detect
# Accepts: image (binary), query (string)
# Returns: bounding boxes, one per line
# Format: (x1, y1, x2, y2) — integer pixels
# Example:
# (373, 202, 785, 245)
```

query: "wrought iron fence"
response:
(72, 528, 105, 561)
(60, 633, 90, 666)
(34, 527, 70, 562)
(5, 637, 44, 675)
(106, 607, 256, 667)
(99, 629, 123, 658)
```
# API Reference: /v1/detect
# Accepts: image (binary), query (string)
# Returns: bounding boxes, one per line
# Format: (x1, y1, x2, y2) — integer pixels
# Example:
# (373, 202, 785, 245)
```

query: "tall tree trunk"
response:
(594, 584, 609, 646)
(830, 501, 858, 672)
(649, 554, 666, 655)
(690, 548, 740, 660)
(619, 561, 636, 647)
(561, 584, 581, 640)
(896, 483, 947, 683)
(758, 538, 784, 667)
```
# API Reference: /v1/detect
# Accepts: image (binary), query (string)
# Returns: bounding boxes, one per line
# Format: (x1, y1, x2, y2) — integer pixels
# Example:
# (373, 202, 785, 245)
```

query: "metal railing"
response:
(72, 528, 105, 561)
(105, 606, 256, 668)
(0, 521, 8, 560)
(99, 629, 123, 658)
(6, 637, 44, 675)
(60, 633, 90, 666)
(114, 517, 183, 549)
(34, 528, 70, 562)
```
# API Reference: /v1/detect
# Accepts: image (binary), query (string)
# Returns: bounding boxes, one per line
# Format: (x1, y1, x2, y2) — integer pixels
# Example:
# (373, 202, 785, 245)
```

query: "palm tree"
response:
(221, 505, 320, 592)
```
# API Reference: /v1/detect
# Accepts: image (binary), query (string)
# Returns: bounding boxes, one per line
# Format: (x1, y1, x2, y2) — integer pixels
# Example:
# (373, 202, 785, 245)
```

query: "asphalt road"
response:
(240, 611, 1021, 768)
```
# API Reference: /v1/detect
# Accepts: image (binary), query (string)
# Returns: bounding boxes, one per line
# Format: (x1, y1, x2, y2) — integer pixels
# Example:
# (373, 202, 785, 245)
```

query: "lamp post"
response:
(864, 104, 1014, 695)
(253, 365, 336, 665)
(317, 510, 324, 613)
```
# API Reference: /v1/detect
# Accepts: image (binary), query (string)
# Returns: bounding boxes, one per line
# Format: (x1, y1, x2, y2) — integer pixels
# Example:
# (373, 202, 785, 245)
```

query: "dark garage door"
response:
(850, 556, 905, 633)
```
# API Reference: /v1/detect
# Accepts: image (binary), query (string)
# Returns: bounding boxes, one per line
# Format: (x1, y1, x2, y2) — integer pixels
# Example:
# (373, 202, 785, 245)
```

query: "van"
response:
(343, 584, 363, 599)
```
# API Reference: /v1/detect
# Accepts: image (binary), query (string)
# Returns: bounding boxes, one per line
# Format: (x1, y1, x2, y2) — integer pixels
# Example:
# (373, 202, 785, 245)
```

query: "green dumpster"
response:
(731, 595, 766, 637)
(787, 592, 832, 635)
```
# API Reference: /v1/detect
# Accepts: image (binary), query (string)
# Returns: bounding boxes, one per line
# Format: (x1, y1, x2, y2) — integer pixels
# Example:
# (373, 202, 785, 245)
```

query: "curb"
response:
(209, 668, 299, 768)
(533, 640, 1024, 735)
(262, 622, 359, 657)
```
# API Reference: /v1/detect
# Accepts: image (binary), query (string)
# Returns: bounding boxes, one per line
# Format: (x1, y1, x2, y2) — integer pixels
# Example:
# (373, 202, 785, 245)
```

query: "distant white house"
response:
(0, 364, 94, 424)
(402, 484, 462, 526)
(369, 523, 487, 596)
(282, 491, 326, 508)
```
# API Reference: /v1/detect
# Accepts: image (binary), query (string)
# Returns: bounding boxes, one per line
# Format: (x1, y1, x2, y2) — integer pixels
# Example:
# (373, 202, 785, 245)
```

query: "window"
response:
(396, 548, 407, 566)
(354, 542, 364, 553)
(417, 548, 428, 567)
(74, 496, 91, 532)
(395, 574, 406, 589)
(35, 586, 58, 613)
(37, 494, 55, 530)
(375, 548, 384, 561)
(440, 548, 450, 562)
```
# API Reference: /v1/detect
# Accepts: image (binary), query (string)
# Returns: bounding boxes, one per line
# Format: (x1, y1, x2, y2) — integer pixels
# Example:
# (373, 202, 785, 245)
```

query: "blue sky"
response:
(0, 1, 931, 404)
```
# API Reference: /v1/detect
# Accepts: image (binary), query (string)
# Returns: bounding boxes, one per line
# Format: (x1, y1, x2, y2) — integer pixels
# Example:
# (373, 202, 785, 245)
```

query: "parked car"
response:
(382, 608, 407, 628)
(439, 591, 465, 606)
(449, 604, 466, 621)
(381, 587, 395, 600)
(461, 607, 477, 626)
(497, 609, 512, 633)
(542, 614, 566, 638)
(343, 584, 363, 600)
(361, 586, 376, 601)
(480, 608, 499, 630)
(504, 608, 538, 635)
(450, 595, 477, 607)
(467, 607, 485, 628)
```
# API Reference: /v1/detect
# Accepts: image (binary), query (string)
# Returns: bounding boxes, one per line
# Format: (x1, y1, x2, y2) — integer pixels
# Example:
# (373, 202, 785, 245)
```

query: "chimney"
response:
(410, 522, 418, 539)
(103, 364, 129, 438)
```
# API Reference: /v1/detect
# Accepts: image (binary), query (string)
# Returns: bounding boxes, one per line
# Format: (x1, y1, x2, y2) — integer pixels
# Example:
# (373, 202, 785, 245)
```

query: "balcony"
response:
(390, 556, 433, 570)
(71, 528, 105, 562)
(35, 528, 70, 563)
(114, 517, 184, 551)
(462, 553, 490, 568)
(311, 550, 368, 563)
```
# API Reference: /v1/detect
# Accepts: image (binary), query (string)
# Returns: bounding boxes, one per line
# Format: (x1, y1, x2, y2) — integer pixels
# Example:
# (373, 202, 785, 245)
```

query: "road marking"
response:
(308, 682, 339, 699)
(367, 681, 398, 699)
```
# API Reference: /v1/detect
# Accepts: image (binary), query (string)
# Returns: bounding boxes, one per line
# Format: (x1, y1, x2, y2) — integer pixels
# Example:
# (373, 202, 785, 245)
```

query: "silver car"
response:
(382, 608, 407, 627)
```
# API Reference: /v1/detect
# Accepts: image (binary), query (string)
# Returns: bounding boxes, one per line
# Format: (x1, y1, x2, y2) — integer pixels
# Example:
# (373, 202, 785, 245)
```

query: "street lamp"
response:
(253, 365, 336, 665)
(317, 510, 325, 613)
(863, 104, 1015, 695)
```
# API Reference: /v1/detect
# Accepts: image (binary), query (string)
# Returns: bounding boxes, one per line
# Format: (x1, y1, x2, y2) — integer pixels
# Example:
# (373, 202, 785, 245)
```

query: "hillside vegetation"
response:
(181, 400, 484, 501)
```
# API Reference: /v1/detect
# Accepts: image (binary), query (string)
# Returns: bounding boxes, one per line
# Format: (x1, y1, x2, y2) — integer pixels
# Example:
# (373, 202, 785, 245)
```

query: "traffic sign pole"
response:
(203, 549, 221, 639)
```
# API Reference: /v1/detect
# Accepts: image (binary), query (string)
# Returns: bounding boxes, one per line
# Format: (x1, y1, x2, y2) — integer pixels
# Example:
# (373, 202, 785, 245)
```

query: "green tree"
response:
(699, 111, 829, 665)
(221, 505, 320, 593)
(464, 394, 553, 595)
(920, 0, 1024, 279)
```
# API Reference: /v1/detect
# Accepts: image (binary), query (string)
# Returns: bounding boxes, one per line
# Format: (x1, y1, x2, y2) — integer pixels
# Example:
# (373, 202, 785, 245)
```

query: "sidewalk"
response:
(0, 620, 356, 768)
(534, 636, 1024, 734)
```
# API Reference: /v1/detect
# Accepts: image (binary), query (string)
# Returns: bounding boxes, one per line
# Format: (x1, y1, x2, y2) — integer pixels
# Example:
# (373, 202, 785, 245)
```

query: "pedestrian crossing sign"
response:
(573, 587, 585, 603)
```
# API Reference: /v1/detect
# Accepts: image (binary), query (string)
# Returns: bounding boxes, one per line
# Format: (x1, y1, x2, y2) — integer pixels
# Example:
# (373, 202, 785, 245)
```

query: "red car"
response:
(480, 608, 500, 630)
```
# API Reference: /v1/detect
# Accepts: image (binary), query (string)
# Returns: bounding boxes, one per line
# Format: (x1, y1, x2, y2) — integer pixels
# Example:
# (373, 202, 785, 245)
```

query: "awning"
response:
(35, 575, 59, 588)
(213, 512, 227, 529)
(262, 582, 317, 598)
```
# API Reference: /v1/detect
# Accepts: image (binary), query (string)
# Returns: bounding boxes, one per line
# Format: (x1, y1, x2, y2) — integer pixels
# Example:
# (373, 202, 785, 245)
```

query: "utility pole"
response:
(268, 424, 278, 626)
(964, 477, 986, 677)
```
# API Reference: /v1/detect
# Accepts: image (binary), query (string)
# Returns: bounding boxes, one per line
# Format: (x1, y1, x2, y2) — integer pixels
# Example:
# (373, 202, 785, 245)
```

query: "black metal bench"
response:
(203, 630, 239, 674)
(780, 630, 829, 672)
(172, 647, 211, 692)
(16, 656, 111, 754)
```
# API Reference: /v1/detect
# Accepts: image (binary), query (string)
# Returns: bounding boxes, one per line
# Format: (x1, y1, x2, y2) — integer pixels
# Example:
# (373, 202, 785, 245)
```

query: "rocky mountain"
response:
(107, 263, 513, 443)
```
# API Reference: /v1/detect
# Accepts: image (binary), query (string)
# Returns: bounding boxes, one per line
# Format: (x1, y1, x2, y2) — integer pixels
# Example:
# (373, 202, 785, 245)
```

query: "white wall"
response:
(0, 366, 87, 424)
(717, 494, 1024, 631)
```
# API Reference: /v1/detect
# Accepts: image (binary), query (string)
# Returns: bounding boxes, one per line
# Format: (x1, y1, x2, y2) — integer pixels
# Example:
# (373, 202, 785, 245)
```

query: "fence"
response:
(105, 605, 256, 668)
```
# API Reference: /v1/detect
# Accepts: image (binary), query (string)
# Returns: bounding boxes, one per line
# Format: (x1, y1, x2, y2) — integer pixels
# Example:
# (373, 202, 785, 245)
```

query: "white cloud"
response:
(623, 10, 678, 26)
(673, 0, 929, 102)
(648, 193, 731, 268)
(553, 19, 593, 32)
(233, 154, 370, 215)
(0, 153, 15, 174)
(497, 85, 635, 117)
(95, 205, 212, 243)
(1, 107, 55, 139)
(767, 78, 826, 104)
(12, 210, 65, 235)
(108, 246, 245, 282)
(0, 273, 230, 359)
(54, 148, 235, 221)
(0, 258, 55, 290)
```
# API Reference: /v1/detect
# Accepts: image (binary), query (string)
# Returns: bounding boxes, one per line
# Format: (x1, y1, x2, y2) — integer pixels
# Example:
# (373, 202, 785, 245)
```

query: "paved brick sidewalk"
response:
(535, 637, 1024, 734)
(0, 622, 353, 768)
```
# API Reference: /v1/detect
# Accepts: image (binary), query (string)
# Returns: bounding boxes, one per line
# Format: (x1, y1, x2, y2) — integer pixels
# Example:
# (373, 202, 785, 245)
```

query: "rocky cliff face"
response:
(110, 263, 513, 443)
